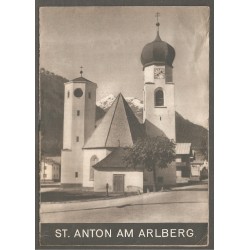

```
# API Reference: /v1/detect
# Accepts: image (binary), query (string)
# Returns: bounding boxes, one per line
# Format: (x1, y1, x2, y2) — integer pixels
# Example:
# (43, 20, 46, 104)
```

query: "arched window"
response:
(155, 89, 164, 106)
(90, 155, 99, 181)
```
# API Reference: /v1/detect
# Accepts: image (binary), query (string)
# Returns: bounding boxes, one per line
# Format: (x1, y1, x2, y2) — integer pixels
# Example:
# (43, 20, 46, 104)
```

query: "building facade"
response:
(141, 29, 176, 141)
(40, 157, 60, 182)
(60, 18, 192, 191)
(61, 76, 97, 186)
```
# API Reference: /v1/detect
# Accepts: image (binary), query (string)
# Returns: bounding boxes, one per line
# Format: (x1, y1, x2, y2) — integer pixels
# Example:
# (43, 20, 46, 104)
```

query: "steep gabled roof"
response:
(84, 93, 145, 149)
(93, 148, 143, 171)
(43, 156, 61, 165)
(71, 76, 95, 84)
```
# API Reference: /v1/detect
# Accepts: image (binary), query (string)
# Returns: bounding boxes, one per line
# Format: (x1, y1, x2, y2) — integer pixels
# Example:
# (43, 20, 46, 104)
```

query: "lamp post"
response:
(106, 183, 109, 197)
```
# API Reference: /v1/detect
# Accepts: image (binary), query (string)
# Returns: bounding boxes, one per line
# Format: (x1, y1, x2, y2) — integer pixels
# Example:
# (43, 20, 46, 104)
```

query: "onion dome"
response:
(141, 23, 175, 69)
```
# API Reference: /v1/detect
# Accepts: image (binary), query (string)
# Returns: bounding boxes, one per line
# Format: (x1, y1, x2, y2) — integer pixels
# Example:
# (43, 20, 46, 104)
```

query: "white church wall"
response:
(144, 65, 154, 83)
(164, 83, 176, 139)
(63, 82, 95, 150)
(94, 170, 143, 193)
(71, 83, 86, 148)
(84, 83, 97, 143)
(63, 83, 73, 149)
(82, 149, 112, 187)
(61, 149, 83, 185)
(143, 66, 176, 141)
(61, 78, 97, 187)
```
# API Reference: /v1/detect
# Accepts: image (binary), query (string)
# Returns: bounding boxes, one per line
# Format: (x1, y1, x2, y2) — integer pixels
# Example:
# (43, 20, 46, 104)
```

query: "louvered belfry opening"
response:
(155, 89, 164, 106)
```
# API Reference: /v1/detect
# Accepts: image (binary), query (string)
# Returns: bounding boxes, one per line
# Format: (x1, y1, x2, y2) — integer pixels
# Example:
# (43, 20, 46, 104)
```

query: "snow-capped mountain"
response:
(96, 94, 116, 110)
(97, 94, 144, 122)
(125, 97, 144, 109)
(96, 95, 209, 131)
(40, 70, 208, 156)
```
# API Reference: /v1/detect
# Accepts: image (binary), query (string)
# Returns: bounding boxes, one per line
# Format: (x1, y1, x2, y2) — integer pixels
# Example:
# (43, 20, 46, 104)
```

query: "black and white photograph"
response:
(37, 1, 213, 248)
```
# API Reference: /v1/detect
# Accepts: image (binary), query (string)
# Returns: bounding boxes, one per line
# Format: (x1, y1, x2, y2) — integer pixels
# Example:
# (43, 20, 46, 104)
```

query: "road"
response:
(40, 184, 208, 223)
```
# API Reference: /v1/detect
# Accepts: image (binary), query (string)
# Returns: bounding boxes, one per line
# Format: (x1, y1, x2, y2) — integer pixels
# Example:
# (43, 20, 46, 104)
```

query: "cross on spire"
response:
(155, 12, 160, 22)
(155, 12, 160, 31)
(80, 66, 83, 77)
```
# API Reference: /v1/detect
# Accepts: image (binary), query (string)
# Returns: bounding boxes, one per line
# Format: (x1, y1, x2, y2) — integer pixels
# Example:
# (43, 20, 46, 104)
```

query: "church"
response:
(61, 18, 192, 193)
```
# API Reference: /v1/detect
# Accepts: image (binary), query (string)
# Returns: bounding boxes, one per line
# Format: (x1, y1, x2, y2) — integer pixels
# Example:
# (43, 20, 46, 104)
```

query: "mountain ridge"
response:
(40, 69, 208, 156)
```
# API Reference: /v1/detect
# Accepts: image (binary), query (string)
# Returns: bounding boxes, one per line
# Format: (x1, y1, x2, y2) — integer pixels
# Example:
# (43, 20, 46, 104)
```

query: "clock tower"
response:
(61, 68, 97, 186)
(141, 17, 176, 141)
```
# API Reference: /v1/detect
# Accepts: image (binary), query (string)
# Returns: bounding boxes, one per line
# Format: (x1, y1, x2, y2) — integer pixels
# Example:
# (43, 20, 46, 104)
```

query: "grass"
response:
(40, 180, 208, 203)
(40, 188, 138, 203)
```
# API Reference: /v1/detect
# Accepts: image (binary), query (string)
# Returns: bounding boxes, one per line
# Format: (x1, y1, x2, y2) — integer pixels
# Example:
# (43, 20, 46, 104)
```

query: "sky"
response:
(40, 6, 209, 128)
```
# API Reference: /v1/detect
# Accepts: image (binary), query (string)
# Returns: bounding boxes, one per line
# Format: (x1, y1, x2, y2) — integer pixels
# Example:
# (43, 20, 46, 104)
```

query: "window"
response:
(75, 172, 78, 178)
(44, 166, 46, 170)
(155, 89, 164, 106)
(90, 155, 99, 181)
(43, 174, 47, 178)
(76, 136, 79, 142)
(176, 158, 182, 163)
(67, 91, 70, 98)
(77, 110, 80, 116)
(88, 92, 91, 99)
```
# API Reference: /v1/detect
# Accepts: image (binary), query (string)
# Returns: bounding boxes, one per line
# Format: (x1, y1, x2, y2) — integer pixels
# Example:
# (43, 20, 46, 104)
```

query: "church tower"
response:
(61, 68, 97, 186)
(141, 14, 176, 141)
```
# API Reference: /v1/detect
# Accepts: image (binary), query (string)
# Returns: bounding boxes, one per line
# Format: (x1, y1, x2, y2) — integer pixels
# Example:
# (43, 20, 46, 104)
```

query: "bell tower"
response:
(141, 14, 176, 141)
(61, 67, 97, 186)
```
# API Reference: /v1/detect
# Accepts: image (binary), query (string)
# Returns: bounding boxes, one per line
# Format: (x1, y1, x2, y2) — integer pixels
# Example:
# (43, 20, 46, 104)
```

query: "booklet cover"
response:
(36, 0, 213, 249)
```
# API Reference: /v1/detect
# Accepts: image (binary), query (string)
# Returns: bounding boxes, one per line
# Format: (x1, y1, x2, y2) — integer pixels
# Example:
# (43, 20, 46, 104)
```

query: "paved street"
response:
(40, 184, 208, 223)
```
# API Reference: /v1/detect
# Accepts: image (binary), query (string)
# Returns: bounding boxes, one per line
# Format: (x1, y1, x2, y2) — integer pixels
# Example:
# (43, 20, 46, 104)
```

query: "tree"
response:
(201, 135, 208, 160)
(123, 136, 176, 192)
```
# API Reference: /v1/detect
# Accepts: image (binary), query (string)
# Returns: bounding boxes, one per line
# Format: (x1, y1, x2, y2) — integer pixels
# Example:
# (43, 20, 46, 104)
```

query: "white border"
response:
(1, 0, 250, 249)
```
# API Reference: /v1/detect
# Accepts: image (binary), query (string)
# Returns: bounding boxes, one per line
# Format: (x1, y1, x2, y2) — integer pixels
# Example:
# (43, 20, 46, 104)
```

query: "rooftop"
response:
(84, 93, 145, 149)
(70, 76, 97, 86)
(43, 156, 61, 165)
(93, 148, 143, 171)
(176, 143, 192, 155)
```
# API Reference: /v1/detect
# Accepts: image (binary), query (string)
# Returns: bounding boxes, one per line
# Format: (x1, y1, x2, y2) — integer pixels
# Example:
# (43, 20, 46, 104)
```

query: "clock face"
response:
(154, 68, 165, 79)
(74, 88, 83, 97)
